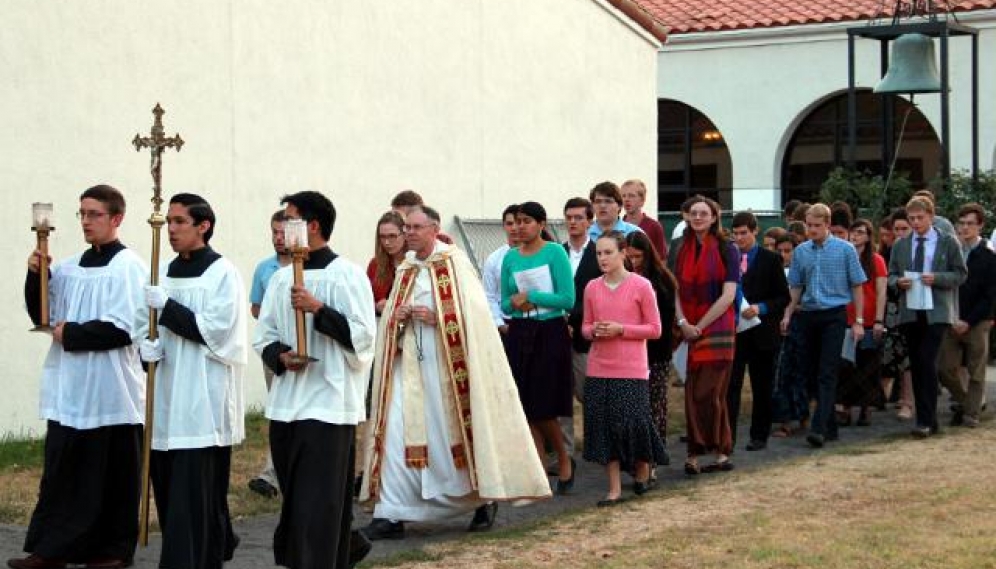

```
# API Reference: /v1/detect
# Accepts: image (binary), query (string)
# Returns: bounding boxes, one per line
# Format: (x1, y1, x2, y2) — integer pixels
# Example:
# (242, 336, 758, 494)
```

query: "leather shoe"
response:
(911, 426, 932, 439)
(806, 433, 825, 448)
(348, 530, 372, 569)
(362, 518, 405, 541)
(7, 554, 66, 569)
(468, 502, 498, 532)
(247, 477, 278, 498)
(745, 439, 767, 451)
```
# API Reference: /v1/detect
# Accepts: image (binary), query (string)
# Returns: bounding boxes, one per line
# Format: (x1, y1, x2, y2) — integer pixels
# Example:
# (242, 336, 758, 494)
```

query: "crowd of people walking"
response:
(10, 180, 994, 569)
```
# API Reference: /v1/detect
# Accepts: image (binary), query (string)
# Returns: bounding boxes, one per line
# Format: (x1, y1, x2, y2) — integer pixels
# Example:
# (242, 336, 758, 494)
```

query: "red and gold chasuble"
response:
(366, 252, 477, 501)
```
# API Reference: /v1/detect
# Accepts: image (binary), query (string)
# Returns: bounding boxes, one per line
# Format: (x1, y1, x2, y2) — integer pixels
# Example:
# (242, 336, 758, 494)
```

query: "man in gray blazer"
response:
(887, 196, 967, 438)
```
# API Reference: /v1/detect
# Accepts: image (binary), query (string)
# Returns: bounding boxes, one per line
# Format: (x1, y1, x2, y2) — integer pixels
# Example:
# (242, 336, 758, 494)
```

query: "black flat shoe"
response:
(362, 518, 405, 541)
(247, 477, 278, 498)
(745, 439, 767, 451)
(556, 458, 576, 495)
(596, 496, 627, 507)
(467, 502, 498, 532)
(806, 433, 825, 448)
(633, 481, 649, 496)
(703, 459, 734, 473)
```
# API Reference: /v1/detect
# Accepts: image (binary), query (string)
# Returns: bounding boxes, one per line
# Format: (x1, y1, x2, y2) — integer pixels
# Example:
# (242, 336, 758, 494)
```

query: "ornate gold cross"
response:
(132, 103, 184, 213)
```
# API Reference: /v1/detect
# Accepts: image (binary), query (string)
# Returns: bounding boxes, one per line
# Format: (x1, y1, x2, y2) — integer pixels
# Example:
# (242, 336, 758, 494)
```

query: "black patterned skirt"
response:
(648, 360, 670, 439)
(582, 377, 669, 471)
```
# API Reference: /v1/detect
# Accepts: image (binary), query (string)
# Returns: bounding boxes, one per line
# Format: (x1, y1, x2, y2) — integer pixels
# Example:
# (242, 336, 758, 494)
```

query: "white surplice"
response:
(254, 256, 376, 425)
(151, 257, 247, 450)
(40, 249, 148, 429)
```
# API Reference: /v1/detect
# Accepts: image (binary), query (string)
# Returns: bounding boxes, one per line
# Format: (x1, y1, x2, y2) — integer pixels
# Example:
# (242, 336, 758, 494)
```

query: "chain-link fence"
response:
(453, 217, 566, 273)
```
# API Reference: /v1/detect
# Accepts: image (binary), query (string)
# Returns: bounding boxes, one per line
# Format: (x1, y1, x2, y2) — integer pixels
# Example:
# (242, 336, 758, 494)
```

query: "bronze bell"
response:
(874, 33, 943, 94)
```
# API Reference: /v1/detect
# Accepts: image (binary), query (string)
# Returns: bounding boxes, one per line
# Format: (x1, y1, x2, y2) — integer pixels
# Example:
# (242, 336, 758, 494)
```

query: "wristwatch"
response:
(677, 318, 688, 327)
(855, 317, 865, 325)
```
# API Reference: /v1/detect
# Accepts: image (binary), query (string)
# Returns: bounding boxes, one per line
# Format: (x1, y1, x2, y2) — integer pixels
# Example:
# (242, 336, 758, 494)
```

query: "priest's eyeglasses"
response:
(76, 210, 109, 221)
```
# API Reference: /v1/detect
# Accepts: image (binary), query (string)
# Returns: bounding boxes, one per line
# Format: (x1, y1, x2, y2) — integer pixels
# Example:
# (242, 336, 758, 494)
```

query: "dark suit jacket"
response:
(959, 240, 996, 326)
(564, 240, 602, 353)
(737, 246, 790, 352)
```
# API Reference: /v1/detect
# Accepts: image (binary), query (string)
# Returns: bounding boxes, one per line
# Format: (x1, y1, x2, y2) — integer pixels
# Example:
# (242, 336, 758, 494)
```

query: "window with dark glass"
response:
(781, 89, 940, 204)
(657, 99, 733, 212)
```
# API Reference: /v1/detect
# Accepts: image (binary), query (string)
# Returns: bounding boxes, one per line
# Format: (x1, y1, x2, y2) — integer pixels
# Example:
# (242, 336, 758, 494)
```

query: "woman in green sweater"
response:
(501, 202, 576, 494)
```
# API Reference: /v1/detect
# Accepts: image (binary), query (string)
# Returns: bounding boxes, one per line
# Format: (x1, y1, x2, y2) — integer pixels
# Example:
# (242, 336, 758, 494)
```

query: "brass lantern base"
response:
(286, 353, 319, 366)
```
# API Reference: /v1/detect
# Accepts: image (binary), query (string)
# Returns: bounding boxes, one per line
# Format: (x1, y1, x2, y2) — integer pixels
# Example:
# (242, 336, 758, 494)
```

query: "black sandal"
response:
(684, 460, 701, 476)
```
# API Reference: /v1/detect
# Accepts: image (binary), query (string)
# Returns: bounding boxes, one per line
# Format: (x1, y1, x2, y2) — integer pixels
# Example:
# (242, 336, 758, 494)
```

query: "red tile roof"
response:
(633, 0, 996, 34)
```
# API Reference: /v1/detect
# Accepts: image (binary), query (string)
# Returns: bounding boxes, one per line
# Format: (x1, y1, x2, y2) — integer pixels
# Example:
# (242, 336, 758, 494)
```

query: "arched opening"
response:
(780, 89, 941, 204)
(657, 99, 733, 212)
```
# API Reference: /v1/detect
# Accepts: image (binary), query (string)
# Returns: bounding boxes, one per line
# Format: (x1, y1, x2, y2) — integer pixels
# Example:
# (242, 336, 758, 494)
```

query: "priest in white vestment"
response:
(359, 206, 550, 540)
(140, 193, 246, 569)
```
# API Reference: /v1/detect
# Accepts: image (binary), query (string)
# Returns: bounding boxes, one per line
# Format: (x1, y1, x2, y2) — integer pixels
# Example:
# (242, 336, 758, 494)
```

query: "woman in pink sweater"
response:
(582, 232, 666, 506)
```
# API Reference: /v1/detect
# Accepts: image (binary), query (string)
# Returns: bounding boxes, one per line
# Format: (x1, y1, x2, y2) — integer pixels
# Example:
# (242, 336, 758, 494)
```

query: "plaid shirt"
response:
(788, 235, 867, 311)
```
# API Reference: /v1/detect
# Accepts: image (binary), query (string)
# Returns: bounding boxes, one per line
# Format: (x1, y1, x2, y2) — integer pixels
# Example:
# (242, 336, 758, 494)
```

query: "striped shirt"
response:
(788, 235, 867, 311)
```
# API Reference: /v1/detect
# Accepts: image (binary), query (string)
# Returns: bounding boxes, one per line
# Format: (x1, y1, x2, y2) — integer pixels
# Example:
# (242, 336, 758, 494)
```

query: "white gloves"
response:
(145, 285, 169, 310)
(139, 338, 164, 363)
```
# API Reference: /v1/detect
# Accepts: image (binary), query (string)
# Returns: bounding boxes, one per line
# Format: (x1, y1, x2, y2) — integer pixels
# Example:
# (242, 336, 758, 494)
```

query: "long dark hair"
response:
(850, 218, 875, 278)
(626, 231, 677, 295)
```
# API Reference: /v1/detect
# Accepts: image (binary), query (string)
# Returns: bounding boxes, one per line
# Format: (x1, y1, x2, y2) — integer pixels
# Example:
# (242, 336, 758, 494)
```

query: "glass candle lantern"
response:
(32, 202, 54, 230)
(284, 219, 308, 250)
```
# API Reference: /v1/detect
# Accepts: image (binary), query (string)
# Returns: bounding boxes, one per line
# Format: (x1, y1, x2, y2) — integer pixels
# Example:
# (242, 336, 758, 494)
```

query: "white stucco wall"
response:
(657, 11, 996, 211)
(0, 0, 659, 436)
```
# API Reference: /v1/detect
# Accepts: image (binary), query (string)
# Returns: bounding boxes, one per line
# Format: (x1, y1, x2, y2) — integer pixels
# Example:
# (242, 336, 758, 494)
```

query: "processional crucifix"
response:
(132, 103, 184, 546)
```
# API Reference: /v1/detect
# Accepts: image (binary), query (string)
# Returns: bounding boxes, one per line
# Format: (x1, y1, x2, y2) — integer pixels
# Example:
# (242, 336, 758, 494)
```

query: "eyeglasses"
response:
(76, 210, 109, 221)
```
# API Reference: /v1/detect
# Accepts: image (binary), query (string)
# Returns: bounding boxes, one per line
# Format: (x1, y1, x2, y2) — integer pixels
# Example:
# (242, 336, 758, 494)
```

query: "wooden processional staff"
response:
(284, 218, 317, 365)
(30, 203, 54, 331)
(132, 103, 184, 546)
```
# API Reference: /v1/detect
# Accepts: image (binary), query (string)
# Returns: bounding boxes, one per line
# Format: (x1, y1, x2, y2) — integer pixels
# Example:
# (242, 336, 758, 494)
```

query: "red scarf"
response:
(676, 233, 735, 364)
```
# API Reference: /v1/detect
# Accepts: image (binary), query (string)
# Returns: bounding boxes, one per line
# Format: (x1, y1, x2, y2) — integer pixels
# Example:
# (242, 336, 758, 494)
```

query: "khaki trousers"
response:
(938, 320, 992, 419)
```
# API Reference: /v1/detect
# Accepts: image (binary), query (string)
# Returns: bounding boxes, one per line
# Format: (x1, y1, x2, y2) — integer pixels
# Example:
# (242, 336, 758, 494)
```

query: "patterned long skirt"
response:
(583, 377, 669, 472)
(648, 360, 670, 440)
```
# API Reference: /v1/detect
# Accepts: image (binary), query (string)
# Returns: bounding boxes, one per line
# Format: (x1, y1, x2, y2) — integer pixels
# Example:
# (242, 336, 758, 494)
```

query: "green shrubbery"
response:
(821, 167, 996, 233)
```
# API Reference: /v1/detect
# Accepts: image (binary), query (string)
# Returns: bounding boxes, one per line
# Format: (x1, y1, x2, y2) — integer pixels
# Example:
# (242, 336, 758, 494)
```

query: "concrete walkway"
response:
(3, 367, 993, 568)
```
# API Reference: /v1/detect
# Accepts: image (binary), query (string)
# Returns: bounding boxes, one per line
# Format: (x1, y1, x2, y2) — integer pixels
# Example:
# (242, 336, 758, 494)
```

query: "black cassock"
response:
(22, 241, 142, 564)
(149, 247, 239, 569)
